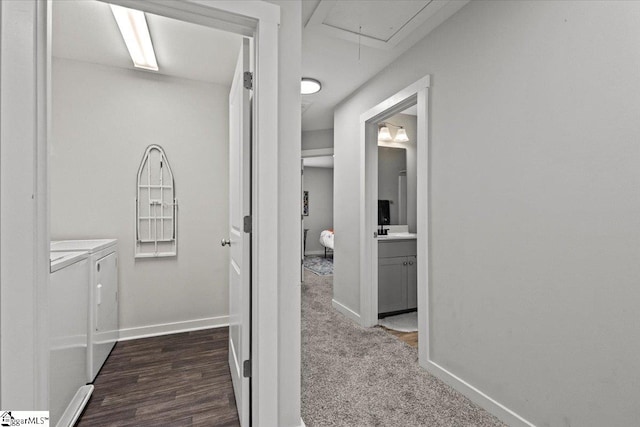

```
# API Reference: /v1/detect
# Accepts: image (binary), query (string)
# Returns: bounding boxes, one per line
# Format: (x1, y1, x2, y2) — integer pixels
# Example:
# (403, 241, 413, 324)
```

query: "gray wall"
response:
(302, 128, 333, 150)
(303, 167, 334, 255)
(333, 1, 640, 426)
(51, 57, 230, 332)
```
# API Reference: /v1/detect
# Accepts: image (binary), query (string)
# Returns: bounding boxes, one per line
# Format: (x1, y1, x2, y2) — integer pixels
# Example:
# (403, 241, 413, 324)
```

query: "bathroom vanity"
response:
(378, 232, 417, 316)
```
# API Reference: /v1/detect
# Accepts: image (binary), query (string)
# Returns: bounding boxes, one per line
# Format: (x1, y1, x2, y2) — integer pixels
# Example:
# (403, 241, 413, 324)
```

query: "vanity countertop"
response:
(378, 233, 417, 241)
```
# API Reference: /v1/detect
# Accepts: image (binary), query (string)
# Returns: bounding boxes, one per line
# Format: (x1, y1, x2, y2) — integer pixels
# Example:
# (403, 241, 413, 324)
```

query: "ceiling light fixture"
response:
(301, 77, 322, 95)
(110, 4, 159, 71)
(378, 122, 410, 143)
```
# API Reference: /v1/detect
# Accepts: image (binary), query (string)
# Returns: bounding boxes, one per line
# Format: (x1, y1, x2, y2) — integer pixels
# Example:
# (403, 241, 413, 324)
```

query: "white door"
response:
(226, 38, 251, 427)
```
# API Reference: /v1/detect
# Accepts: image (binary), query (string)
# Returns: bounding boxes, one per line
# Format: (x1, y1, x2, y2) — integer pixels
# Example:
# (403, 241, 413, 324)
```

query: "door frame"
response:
(0, 1, 282, 424)
(301, 148, 334, 158)
(359, 75, 430, 367)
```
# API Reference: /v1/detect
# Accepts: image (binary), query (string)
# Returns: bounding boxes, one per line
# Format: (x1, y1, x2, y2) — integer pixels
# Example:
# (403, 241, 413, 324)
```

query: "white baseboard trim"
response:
(331, 299, 361, 324)
(298, 418, 306, 427)
(118, 316, 229, 341)
(425, 360, 535, 427)
(304, 250, 329, 256)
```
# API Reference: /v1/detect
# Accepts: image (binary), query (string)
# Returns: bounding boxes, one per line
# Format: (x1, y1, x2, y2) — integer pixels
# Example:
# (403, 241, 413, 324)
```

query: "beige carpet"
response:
(301, 270, 507, 427)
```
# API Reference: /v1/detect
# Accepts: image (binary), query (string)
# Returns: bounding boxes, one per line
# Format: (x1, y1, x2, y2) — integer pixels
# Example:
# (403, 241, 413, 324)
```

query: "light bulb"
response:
(394, 128, 409, 143)
(301, 78, 322, 95)
(378, 126, 392, 142)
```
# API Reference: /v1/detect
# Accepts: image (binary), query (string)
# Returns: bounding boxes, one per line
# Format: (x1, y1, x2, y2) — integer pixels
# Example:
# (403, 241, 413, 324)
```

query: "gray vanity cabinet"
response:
(378, 240, 417, 315)
(378, 257, 408, 313)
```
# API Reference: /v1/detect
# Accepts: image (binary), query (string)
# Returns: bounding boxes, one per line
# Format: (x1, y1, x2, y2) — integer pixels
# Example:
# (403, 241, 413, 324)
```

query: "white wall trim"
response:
(0, 0, 50, 409)
(359, 76, 431, 124)
(251, 8, 281, 426)
(298, 418, 306, 427)
(301, 148, 334, 158)
(118, 316, 229, 342)
(304, 250, 330, 256)
(331, 299, 361, 324)
(426, 360, 536, 427)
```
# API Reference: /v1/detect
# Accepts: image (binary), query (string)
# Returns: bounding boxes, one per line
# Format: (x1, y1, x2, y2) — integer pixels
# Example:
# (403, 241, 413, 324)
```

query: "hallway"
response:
(301, 271, 505, 426)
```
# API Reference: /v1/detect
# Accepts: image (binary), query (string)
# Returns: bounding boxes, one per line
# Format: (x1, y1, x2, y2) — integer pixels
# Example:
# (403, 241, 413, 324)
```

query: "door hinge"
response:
(243, 360, 251, 378)
(243, 71, 253, 90)
(243, 215, 252, 233)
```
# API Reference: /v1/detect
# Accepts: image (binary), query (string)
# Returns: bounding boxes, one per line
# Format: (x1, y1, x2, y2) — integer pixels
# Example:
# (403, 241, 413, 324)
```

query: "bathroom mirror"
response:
(378, 146, 407, 225)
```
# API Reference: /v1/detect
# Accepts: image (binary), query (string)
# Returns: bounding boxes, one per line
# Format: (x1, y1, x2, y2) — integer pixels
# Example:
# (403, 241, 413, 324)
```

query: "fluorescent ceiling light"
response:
(110, 4, 158, 71)
(301, 78, 322, 95)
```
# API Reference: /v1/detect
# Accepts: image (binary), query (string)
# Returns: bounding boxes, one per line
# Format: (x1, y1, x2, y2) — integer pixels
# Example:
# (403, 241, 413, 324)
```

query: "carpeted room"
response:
(300, 269, 505, 426)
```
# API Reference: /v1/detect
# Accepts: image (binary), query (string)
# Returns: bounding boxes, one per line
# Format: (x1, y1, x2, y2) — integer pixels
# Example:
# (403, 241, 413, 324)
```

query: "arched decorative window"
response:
(135, 145, 178, 258)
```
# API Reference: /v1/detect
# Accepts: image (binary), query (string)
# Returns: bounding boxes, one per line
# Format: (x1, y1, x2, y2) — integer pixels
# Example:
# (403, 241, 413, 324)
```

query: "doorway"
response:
(50, 1, 250, 425)
(301, 148, 334, 279)
(0, 0, 284, 424)
(376, 107, 418, 346)
(360, 76, 430, 367)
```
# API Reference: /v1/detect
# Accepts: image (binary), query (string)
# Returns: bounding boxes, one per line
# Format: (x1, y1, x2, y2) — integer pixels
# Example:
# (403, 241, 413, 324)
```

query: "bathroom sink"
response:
(378, 232, 417, 240)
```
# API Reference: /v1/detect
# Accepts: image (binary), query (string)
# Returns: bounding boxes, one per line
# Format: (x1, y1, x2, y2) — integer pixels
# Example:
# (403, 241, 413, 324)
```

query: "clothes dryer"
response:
(51, 239, 118, 382)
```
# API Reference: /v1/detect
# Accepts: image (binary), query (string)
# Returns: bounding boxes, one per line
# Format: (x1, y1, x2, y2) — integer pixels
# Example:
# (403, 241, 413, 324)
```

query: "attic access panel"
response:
(324, 0, 431, 42)
(135, 145, 178, 258)
(305, 0, 448, 49)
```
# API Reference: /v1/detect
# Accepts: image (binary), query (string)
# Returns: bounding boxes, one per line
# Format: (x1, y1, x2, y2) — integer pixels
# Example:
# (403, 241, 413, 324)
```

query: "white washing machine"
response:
(51, 239, 119, 383)
(49, 251, 94, 427)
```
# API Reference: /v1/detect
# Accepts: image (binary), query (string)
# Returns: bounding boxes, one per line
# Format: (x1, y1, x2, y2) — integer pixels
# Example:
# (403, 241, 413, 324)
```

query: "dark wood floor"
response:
(77, 328, 240, 427)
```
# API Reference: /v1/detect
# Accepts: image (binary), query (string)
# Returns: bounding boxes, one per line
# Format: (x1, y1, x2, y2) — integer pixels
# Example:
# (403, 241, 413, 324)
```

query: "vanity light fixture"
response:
(110, 4, 159, 71)
(378, 122, 409, 143)
(301, 77, 322, 95)
(378, 125, 393, 142)
(394, 128, 409, 143)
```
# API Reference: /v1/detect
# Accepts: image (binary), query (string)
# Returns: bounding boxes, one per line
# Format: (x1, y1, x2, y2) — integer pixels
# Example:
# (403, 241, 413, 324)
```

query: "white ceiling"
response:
(301, 0, 468, 131)
(52, 0, 243, 86)
(52, 0, 465, 131)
